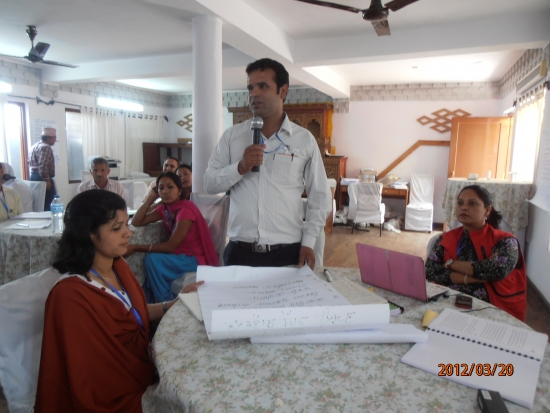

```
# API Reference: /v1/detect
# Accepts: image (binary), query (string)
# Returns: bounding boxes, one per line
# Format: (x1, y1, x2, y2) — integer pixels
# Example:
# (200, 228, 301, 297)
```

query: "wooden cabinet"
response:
(228, 103, 347, 208)
(142, 142, 192, 177)
(449, 117, 512, 180)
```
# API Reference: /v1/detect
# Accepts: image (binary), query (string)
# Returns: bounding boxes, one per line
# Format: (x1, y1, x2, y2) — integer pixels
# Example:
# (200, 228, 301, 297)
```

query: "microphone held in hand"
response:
(251, 116, 263, 173)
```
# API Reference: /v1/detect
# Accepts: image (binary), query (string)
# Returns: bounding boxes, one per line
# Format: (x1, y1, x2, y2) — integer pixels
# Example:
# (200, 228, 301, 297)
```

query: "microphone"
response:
(251, 116, 263, 173)
(2, 174, 15, 182)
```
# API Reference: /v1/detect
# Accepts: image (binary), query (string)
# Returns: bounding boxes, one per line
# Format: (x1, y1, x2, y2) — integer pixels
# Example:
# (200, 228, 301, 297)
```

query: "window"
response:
(511, 92, 545, 183)
(1, 102, 29, 179)
(66, 109, 84, 182)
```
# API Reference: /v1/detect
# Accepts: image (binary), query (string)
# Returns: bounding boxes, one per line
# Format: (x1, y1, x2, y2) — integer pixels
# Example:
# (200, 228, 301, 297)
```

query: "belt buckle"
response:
(252, 242, 267, 253)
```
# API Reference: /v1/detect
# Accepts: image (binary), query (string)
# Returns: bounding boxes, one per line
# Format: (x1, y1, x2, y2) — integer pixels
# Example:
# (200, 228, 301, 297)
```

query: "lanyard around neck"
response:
(89, 268, 145, 331)
(0, 189, 9, 215)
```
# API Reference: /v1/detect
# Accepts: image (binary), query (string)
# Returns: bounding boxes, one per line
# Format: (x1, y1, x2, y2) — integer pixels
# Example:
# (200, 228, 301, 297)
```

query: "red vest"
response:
(440, 224, 527, 321)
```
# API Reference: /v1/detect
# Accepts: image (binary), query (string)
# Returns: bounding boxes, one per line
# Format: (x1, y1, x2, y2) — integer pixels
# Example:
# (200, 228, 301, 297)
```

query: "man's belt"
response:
(237, 241, 291, 253)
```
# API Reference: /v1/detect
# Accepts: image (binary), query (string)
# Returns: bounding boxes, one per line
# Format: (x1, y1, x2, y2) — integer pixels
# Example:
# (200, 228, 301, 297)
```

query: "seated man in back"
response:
(76, 157, 126, 199)
(0, 162, 24, 222)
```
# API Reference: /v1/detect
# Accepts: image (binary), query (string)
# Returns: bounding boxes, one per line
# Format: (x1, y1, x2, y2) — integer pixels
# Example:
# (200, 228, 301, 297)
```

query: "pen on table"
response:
(323, 268, 333, 283)
(16, 223, 29, 227)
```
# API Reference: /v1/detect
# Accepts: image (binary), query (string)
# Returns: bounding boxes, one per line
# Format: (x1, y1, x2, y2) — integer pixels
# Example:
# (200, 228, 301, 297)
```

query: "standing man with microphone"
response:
(204, 58, 331, 269)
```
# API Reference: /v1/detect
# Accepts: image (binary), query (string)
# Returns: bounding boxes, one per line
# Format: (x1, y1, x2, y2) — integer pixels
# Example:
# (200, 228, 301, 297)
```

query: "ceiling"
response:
(0, 0, 549, 98)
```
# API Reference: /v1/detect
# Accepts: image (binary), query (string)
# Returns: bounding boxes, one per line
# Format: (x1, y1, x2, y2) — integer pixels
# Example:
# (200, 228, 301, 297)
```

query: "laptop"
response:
(356, 243, 448, 302)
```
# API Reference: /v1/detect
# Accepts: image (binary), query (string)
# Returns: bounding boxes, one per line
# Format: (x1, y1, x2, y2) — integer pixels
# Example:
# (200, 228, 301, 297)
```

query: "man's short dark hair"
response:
(164, 156, 180, 165)
(90, 157, 109, 168)
(246, 58, 289, 94)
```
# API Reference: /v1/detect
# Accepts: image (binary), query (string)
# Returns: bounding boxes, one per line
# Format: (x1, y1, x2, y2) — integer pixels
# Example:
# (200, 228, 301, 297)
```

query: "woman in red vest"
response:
(425, 185, 527, 320)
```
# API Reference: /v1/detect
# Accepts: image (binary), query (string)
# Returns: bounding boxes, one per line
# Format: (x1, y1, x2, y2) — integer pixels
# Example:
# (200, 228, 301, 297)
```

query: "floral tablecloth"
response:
(142, 267, 550, 413)
(442, 178, 533, 234)
(0, 220, 164, 285)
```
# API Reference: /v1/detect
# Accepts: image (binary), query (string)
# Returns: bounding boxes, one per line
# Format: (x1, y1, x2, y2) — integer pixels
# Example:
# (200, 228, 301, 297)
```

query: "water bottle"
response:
(51, 195, 64, 234)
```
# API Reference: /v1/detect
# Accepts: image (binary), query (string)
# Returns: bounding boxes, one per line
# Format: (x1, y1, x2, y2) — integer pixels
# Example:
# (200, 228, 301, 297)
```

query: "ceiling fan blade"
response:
(384, 0, 419, 12)
(372, 19, 391, 36)
(295, 0, 362, 14)
(41, 59, 78, 69)
(30, 42, 50, 59)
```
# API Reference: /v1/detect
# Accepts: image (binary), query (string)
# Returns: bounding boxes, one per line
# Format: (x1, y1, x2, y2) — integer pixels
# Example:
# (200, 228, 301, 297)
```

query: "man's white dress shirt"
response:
(76, 179, 126, 200)
(204, 115, 331, 250)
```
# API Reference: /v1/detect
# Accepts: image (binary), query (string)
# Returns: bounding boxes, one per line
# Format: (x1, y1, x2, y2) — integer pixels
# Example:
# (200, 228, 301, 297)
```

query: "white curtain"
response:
(81, 107, 123, 171)
(124, 114, 163, 176)
(511, 94, 545, 183)
(0, 99, 8, 163)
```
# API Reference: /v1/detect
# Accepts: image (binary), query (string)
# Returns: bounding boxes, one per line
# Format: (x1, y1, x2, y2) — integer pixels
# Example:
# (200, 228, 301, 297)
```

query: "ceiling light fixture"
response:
(503, 106, 515, 115)
(0, 81, 12, 93)
(97, 97, 143, 112)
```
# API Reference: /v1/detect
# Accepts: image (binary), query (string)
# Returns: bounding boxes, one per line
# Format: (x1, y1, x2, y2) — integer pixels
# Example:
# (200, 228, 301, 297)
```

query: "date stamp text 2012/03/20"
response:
(438, 363, 514, 377)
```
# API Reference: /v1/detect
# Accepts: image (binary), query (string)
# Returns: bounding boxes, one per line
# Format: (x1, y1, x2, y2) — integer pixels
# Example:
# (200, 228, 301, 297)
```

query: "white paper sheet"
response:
(197, 265, 390, 340)
(4, 219, 52, 229)
(250, 324, 428, 344)
(11, 212, 52, 220)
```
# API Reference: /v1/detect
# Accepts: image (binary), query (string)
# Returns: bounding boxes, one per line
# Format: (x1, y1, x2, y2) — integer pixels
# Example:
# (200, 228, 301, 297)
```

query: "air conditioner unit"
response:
(516, 60, 548, 95)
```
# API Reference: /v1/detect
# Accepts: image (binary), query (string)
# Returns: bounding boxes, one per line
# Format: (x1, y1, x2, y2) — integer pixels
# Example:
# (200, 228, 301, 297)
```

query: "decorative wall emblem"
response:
(176, 114, 193, 132)
(417, 108, 471, 133)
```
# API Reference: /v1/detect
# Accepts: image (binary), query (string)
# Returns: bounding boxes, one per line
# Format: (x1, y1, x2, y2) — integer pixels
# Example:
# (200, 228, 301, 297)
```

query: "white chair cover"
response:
(348, 182, 385, 236)
(0, 268, 59, 413)
(426, 233, 440, 259)
(190, 193, 230, 264)
(327, 178, 337, 223)
(171, 194, 230, 294)
(21, 180, 47, 212)
(3, 163, 33, 213)
(405, 174, 434, 232)
(120, 181, 148, 209)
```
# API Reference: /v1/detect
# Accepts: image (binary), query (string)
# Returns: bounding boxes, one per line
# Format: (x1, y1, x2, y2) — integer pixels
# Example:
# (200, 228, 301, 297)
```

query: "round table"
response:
(0, 220, 164, 285)
(143, 267, 550, 413)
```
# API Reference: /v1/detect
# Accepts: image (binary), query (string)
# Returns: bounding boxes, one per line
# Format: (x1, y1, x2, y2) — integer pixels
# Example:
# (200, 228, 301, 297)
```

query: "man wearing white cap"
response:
(29, 127, 57, 210)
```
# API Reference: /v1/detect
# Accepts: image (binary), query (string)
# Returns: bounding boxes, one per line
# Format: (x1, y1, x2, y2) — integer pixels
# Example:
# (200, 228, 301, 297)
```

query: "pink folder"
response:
(356, 243, 443, 302)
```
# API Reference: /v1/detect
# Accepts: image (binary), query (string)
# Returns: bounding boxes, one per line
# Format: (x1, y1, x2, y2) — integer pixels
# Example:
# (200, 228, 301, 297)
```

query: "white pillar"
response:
(192, 15, 223, 194)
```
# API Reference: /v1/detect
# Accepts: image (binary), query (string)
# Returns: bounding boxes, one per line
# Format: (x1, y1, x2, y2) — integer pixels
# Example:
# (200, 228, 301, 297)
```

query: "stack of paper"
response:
(183, 266, 427, 344)
(4, 219, 51, 229)
(390, 181, 408, 190)
(12, 212, 52, 220)
(341, 178, 360, 186)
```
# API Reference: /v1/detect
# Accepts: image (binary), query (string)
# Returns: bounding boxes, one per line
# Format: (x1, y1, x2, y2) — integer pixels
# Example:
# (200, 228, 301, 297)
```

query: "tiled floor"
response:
(1, 224, 548, 412)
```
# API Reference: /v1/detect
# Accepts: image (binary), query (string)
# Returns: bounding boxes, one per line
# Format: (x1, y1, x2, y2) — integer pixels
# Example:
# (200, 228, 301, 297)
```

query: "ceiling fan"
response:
(0, 25, 78, 68)
(295, 0, 419, 36)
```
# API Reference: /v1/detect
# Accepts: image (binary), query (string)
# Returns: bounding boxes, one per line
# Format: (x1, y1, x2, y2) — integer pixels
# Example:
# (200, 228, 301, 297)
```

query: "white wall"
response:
(332, 99, 502, 222)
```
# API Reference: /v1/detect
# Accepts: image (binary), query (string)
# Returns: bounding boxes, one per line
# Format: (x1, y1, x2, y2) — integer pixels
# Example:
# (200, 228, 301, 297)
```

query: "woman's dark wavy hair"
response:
(176, 164, 192, 173)
(458, 185, 503, 229)
(53, 190, 126, 275)
(156, 171, 185, 200)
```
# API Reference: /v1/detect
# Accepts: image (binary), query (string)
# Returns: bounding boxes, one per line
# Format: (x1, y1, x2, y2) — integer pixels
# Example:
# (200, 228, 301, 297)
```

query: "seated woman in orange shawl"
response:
(35, 190, 203, 412)
(425, 185, 527, 321)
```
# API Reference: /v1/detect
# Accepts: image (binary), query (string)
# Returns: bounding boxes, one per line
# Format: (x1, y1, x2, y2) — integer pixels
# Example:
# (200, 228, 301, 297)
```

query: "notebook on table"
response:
(356, 243, 448, 302)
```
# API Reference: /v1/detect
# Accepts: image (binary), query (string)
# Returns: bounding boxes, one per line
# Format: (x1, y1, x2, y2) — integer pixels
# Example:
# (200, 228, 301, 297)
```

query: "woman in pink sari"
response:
(127, 172, 218, 303)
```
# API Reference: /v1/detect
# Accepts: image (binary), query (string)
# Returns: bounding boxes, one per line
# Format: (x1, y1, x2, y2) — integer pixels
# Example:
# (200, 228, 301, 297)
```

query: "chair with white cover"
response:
(405, 174, 434, 232)
(348, 182, 385, 236)
(21, 180, 47, 212)
(0, 268, 59, 413)
(3, 163, 33, 213)
(172, 193, 230, 292)
(426, 233, 440, 259)
(120, 181, 148, 209)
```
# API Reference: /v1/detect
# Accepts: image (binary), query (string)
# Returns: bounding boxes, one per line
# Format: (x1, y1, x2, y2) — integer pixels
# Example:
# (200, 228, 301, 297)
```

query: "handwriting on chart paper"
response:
(209, 303, 389, 340)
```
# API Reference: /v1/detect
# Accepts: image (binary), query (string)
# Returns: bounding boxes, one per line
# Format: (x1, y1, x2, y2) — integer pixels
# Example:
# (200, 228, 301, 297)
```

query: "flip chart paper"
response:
(250, 324, 428, 344)
(197, 265, 390, 340)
